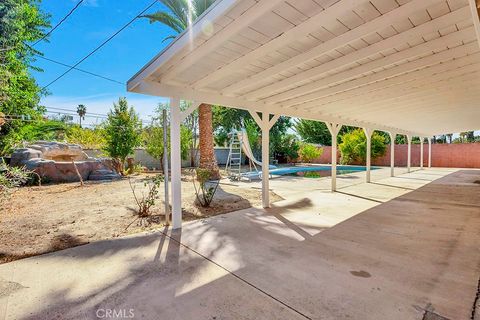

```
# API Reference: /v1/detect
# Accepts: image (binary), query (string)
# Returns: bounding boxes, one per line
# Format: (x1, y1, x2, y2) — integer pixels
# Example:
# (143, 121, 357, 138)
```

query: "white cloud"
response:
(82, 0, 99, 7)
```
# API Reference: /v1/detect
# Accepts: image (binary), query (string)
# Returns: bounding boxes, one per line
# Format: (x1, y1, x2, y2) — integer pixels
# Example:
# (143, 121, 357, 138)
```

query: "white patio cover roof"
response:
(128, 0, 480, 136)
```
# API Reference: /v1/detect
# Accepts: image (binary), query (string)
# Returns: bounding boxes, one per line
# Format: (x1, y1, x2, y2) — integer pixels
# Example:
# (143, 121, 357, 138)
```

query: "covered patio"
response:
(128, 0, 480, 230)
(0, 168, 479, 319)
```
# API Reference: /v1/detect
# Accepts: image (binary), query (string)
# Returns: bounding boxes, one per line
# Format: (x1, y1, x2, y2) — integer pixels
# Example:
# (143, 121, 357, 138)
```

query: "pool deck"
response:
(0, 167, 479, 319)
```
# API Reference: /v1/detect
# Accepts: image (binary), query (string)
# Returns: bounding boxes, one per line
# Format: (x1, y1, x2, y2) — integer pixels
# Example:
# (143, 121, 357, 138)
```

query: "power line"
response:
(33, 0, 85, 46)
(47, 106, 108, 117)
(35, 55, 124, 85)
(42, 0, 158, 89)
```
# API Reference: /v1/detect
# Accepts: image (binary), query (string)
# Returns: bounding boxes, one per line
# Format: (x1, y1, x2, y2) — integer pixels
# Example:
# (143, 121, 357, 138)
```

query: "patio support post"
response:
(406, 135, 412, 173)
(170, 98, 182, 229)
(428, 137, 432, 168)
(250, 111, 279, 208)
(389, 132, 396, 177)
(363, 128, 373, 183)
(420, 137, 424, 169)
(326, 122, 342, 192)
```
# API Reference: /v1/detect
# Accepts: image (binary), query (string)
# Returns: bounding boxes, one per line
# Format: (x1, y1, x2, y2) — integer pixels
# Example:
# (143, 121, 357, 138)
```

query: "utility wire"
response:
(47, 106, 109, 117)
(33, 0, 85, 46)
(42, 0, 158, 89)
(35, 55, 124, 85)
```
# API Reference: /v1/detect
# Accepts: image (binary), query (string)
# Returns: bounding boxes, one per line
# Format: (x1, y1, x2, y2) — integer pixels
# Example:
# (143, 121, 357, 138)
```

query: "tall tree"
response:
(103, 98, 142, 175)
(294, 119, 357, 146)
(0, 0, 49, 155)
(143, 0, 220, 179)
(295, 119, 331, 145)
(76, 104, 86, 128)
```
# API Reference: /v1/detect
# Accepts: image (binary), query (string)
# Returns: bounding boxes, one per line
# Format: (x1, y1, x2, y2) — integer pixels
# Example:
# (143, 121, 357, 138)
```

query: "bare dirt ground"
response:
(0, 172, 281, 264)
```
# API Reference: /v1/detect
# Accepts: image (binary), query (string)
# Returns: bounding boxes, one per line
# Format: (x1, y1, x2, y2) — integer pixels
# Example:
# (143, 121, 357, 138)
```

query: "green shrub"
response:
(128, 174, 165, 224)
(193, 168, 220, 207)
(299, 143, 323, 163)
(1, 120, 66, 155)
(65, 125, 106, 149)
(103, 98, 142, 175)
(274, 134, 300, 162)
(338, 129, 387, 164)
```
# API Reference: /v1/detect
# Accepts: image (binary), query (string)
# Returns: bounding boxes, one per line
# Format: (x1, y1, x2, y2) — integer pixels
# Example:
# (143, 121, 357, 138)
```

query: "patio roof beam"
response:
(298, 52, 480, 111)
(312, 60, 480, 114)
(246, 6, 472, 101)
(161, 0, 286, 83)
(350, 84, 480, 120)
(134, 81, 427, 137)
(180, 101, 202, 122)
(195, 0, 440, 91)
(468, 0, 480, 47)
(127, 0, 240, 90)
(283, 41, 478, 110)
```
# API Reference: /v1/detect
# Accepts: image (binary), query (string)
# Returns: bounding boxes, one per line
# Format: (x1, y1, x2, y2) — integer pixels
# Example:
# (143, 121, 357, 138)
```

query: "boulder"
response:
(10, 141, 121, 183)
(10, 148, 42, 167)
(27, 141, 89, 161)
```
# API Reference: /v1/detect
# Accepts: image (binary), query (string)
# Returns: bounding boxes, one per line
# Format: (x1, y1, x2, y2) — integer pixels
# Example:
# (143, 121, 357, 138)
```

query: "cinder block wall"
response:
(84, 147, 233, 169)
(311, 143, 480, 168)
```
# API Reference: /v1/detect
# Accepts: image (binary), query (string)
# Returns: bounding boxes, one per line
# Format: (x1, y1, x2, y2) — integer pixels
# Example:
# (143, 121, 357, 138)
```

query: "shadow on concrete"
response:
(4, 170, 480, 320)
(335, 190, 384, 203)
(370, 182, 415, 191)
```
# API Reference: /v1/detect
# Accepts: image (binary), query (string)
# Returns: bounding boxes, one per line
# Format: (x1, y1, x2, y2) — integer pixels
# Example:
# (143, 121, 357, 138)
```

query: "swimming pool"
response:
(241, 165, 378, 179)
(269, 165, 378, 178)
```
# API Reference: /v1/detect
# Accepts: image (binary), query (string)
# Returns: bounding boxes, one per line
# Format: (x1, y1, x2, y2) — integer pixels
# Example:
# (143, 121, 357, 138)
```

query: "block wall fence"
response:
(85, 143, 480, 169)
(312, 143, 480, 168)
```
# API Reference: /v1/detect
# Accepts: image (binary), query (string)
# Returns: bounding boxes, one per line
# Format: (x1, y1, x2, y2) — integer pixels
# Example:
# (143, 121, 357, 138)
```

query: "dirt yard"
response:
(0, 173, 281, 264)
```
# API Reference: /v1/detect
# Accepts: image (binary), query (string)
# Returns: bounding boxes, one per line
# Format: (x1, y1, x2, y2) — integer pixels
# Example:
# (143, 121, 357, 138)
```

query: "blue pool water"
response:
(269, 165, 378, 177)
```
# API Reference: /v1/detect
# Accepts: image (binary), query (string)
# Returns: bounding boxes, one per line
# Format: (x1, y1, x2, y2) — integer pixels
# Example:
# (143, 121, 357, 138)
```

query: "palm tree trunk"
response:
(198, 103, 220, 179)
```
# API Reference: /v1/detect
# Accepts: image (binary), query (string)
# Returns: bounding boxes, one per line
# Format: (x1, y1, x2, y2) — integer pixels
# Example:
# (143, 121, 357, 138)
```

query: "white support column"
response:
(170, 98, 182, 229)
(428, 137, 432, 168)
(420, 137, 424, 169)
(389, 132, 396, 177)
(363, 128, 374, 183)
(406, 135, 412, 173)
(250, 111, 279, 208)
(326, 122, 342, 192)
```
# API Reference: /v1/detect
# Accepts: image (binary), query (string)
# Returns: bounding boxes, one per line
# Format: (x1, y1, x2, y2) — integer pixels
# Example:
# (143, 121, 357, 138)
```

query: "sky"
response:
(32, 1, 476, 137)
(33, 0, 174, 126)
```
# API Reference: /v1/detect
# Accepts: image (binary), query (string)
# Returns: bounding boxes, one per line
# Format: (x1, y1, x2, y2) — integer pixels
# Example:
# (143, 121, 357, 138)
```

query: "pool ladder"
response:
(225, 131, 243, 180)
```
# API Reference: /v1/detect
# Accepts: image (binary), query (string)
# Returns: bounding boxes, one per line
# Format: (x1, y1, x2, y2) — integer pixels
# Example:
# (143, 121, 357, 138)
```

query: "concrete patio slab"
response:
(0, 168, 478, 320)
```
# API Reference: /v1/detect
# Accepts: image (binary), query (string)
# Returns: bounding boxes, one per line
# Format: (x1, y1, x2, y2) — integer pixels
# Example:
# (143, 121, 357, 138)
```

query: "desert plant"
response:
(0, 160, 39, 201)
(126, 164, 146, 175)
(193, 168, 220, 207)
(299, 143, 323, 163)
(128, 174, 165, 226)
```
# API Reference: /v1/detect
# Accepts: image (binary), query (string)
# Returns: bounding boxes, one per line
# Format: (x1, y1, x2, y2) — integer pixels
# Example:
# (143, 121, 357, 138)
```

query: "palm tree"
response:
(77, 104, 87, 128)
(143, 0, 220, 179)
